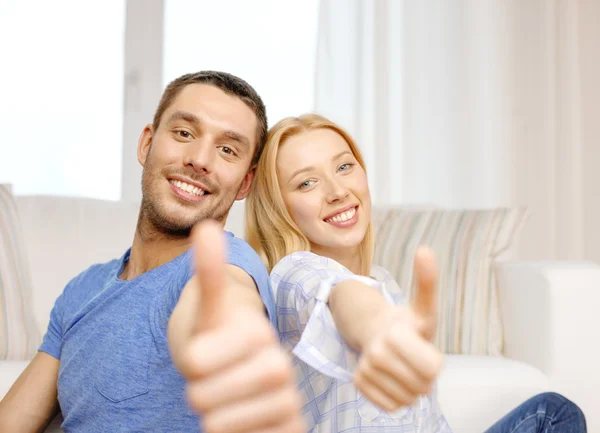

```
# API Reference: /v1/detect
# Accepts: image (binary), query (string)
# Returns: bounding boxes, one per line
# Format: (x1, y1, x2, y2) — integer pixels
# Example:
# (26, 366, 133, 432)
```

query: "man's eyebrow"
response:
(166, 110, 201, 125)
(220, 130, 251, 148)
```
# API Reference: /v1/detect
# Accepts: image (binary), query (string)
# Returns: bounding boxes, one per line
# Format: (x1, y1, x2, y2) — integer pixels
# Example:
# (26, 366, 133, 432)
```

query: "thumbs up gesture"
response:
(353, 247, 443, 412)
(168, 221, 305, 433)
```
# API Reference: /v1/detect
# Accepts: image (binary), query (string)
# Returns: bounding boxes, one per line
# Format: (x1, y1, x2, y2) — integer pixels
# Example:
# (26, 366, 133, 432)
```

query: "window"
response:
(0, 1, 125, 200)
(164, 0, 320, 127)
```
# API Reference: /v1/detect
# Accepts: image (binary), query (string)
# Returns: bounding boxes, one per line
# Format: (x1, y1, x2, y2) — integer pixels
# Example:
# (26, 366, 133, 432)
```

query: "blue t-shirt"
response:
(39, 232, 275, 432)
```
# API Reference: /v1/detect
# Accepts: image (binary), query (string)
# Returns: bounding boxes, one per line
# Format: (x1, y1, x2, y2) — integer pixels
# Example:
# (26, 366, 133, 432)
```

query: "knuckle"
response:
(258, 348, 293, 388)
(186, 384, 210, 413)
(286, 416, 307, 433)
(422, 349, 443, 380)
(353, 370, 366, 390)
(278, 388, 301, 417)
(291, 419, 307, 433)
(183, 339, 209, 378)
(367, 342, 388, 369)
(356, 361, 375, 383)
(404, 393, 418, 407)
(384, 326, 401, 346)
(201, 416, 221, 433)
(244, 320, 275, 347)
(420, 383, 433, 395)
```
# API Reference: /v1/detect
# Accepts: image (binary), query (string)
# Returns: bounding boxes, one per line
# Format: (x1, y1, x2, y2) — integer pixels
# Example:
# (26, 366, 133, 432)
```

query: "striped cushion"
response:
(0, 185, 41, 360)
(373, 207, 528, 356)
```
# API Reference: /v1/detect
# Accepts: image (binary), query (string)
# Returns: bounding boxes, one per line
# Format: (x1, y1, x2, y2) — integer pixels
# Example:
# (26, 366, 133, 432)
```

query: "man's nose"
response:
(183, 139, 215, 174)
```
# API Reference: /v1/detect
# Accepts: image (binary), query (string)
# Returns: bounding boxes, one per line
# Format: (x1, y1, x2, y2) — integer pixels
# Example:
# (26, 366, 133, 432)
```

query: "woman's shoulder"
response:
(370, 264, 405, 299)
(270, 251, 353, 285)
(369, 264, 396, 283)
(273, 251, 350, 273)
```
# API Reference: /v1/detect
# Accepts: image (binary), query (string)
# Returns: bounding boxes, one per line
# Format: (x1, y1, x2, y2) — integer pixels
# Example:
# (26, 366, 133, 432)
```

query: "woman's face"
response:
(277, 128, 371, 257)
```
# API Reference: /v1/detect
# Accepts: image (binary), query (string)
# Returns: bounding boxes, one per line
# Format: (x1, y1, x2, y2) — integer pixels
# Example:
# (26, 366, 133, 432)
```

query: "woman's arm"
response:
(328, 279, 390, 352)
(328, 247, 443, 412)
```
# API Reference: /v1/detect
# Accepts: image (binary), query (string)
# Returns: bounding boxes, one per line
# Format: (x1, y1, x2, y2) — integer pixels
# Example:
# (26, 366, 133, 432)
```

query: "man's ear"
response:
(137, 124, 154, 167)
(236, 165, 256, 201)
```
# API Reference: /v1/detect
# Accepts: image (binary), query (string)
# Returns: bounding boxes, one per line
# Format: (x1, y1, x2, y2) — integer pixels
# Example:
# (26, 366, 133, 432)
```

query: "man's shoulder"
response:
(63, 255, 124, 296)
(224, 232, 265, 270)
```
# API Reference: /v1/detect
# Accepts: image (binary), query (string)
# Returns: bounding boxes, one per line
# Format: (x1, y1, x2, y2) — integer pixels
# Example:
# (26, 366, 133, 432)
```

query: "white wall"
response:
(315, 0, 600, 263)
(579, 1, 600, 266)
(121, 0, 164, 203)
(0, 1, 125, 200)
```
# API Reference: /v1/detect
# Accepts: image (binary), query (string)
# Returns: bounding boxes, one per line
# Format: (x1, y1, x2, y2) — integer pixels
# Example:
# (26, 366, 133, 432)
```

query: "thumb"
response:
(192, 219, 227, 332)
(411, 246, 439, 323)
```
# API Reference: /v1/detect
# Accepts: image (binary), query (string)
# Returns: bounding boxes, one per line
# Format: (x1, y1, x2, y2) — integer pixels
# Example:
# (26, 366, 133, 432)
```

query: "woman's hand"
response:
(353, 247, 442, 412)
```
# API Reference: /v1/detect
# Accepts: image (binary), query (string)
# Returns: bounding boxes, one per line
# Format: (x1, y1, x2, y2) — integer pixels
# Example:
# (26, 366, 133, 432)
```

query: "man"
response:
(0, 71, 304, 433)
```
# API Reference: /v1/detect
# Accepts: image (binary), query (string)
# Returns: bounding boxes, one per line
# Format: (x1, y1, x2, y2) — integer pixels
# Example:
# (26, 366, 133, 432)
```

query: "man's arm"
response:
(168, 221, 304, 433)
(0, 352, 60, 433)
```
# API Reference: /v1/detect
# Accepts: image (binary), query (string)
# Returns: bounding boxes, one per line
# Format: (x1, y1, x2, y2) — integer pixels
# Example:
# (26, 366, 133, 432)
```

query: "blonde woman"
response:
(245, 114, 586, 433)
(245, 114, 449, 432)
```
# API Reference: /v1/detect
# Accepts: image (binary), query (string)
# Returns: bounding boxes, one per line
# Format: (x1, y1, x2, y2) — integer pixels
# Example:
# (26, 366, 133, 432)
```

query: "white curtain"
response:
(314, 0, 600, 262)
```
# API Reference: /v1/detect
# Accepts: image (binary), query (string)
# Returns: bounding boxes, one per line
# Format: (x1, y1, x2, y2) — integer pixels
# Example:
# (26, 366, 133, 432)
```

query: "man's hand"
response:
(169, 221, 305, 433)
(353, 247, 442, 412)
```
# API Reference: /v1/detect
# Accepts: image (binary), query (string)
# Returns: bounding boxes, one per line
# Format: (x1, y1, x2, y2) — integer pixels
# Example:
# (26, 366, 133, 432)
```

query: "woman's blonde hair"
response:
(245, 113, 374, 275)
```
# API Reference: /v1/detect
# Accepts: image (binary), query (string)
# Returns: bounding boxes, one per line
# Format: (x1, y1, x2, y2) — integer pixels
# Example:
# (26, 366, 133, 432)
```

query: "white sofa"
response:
(2, 195, 599, 433)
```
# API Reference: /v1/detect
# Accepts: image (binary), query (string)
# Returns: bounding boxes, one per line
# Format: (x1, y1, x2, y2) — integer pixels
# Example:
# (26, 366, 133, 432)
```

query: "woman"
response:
(245, 114, 586, 433)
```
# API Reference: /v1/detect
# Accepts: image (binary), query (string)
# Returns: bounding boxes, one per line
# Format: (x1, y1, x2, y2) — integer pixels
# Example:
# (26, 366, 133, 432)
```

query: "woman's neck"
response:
(311, 244, 363, 275)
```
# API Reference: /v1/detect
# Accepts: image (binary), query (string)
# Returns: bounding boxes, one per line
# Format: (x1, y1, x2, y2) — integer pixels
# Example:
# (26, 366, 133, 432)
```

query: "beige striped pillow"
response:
(0, 185, 41, 360)
(373, 207, 528, 356)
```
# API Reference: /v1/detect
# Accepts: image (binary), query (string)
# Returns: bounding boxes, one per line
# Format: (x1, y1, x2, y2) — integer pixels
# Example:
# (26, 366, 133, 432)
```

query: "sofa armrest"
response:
(496, 261, 600, 432)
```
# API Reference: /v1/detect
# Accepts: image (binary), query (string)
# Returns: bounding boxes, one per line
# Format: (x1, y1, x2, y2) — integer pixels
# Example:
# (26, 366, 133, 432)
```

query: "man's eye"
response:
(177, 130, 191, 138)
(221, 146, 233, 154)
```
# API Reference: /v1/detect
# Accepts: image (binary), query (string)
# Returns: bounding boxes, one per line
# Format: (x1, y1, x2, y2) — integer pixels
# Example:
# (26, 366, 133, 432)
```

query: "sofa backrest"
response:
(15, 195, 246, 335)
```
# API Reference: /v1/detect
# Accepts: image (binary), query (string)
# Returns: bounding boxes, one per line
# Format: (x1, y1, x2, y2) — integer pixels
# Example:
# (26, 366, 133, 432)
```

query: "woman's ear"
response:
(137, 124, 154, 166)
(236, 165, 256, 200)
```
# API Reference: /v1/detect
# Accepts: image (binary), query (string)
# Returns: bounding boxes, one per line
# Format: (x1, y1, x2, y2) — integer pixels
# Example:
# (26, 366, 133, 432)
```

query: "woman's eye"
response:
(178, 130, 191, 138)
(338, 163, 354, 172)
(221, 146, 233, 155)
(299, 180, 315, 189)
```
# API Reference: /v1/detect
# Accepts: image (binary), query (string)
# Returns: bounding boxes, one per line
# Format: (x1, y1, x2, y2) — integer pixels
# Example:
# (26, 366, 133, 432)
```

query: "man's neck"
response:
(119, 218, 193, 280)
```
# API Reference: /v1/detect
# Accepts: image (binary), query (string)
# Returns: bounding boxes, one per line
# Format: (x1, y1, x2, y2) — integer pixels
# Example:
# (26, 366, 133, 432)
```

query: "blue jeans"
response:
(485, 392, 586, 433)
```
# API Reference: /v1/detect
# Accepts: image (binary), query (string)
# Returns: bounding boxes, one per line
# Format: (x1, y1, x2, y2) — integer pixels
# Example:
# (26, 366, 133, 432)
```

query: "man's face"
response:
(138, 83, 258, 236)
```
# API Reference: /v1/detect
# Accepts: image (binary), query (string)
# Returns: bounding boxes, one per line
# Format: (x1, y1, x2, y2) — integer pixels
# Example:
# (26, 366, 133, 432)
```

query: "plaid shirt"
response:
(271, 251, 453, 433)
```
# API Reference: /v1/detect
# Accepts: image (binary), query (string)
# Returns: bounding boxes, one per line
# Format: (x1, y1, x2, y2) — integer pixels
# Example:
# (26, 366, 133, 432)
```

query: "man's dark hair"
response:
(152, 71, 268, 164)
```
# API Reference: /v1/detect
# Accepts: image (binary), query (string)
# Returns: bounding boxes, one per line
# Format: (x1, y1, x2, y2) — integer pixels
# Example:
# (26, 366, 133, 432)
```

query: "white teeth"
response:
(170, 180, 205, 196)
(326, 207, 356, 223)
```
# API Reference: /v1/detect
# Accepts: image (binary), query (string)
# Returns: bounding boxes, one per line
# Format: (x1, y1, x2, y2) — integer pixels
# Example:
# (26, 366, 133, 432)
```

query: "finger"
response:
(411, 246, 439, 321)
(355, 364, 419, 410)
(387, 324, 443, 383)
(179, 310, 275, 379)
(245, 417, 306, 433)
(362, 342, 432, 396)
(353, 372, 399, 412)
(201, 386, 302, 433)
(193, 220, 227, 331)
(187, 346, 292, 413)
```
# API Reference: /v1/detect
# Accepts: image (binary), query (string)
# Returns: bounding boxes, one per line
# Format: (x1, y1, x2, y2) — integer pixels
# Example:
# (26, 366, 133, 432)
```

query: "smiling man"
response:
(0, 71, 304, 433)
